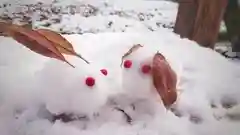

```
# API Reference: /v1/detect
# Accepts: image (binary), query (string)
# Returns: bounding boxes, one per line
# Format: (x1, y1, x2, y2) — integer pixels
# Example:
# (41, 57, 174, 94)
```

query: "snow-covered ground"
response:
(1, 0, 240, 135)
(0, 0, 177, 34)
(1, 31, 240, 135)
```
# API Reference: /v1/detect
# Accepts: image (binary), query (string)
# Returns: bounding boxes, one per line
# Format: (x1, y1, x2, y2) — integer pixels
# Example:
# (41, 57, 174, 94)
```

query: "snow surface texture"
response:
(1, 30, 240, 135)
(0, 0, 177, 34)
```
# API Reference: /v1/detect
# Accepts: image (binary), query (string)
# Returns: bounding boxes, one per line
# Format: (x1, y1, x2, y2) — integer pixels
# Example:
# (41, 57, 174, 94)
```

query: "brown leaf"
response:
(0, 22, 31, 36)
(152, 52, 177, 109)
(36, 29, 89, 64)
(0, 21, 11, 37)
(6, 24, 74, 67)
(121, 44, 143, 66)
(36, 29, 74, 54)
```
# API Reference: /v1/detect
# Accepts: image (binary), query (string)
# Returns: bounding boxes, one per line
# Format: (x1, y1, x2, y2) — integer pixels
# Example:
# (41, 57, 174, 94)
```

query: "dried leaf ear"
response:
(1, 23, 89, 67)
(120, 44, 143, 66)
(36, 29, 89, 64)
(6, 24, 74, 67)
(152, 52, 177, 109)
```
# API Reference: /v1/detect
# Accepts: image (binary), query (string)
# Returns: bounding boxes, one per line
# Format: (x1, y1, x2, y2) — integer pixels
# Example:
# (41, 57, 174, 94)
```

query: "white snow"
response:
(0, 0, 177, 34)
(1, 30, 240, 135)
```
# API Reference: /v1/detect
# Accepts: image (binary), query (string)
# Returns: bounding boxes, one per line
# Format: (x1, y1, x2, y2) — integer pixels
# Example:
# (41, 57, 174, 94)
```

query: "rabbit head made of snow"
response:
(36, 59, 111, 116)
(120, 46, 178, 108)
(120, 46, 157, 100)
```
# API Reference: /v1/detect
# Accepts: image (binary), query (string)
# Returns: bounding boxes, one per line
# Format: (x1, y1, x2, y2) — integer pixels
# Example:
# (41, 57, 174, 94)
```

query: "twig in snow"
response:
(115, 107, 132, 124)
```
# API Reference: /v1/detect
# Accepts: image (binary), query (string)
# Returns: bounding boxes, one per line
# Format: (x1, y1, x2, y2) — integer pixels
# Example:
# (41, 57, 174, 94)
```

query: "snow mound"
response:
(1, 31, 240, 135)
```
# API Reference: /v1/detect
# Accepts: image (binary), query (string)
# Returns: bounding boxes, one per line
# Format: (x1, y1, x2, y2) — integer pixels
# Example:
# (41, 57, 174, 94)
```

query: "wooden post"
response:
(174, 0, 228, 49)
(174, 0, 197, 38)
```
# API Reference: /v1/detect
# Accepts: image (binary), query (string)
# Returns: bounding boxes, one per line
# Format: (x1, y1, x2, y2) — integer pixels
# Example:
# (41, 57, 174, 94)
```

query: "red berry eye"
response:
(141, 64, 151, 74)
(85, 77, 95, 87)
(124, 60, 132, 68)
(100, 69, 108, 76)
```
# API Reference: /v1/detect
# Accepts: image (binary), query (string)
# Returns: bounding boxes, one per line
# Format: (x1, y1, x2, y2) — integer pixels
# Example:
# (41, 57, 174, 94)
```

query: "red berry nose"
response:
(85, 77, 95, 87)
(124, 60, 132, 68)
(100, 69, 108, 76)
(141, 64, 151, 74)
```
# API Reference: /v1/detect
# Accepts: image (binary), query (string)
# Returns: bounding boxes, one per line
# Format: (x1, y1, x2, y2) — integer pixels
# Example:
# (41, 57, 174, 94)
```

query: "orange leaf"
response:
(36, 29, 89, 64)
(121, 44, 143, 66)
(152, 52, 177, 109)
(6, 24, 74, 67)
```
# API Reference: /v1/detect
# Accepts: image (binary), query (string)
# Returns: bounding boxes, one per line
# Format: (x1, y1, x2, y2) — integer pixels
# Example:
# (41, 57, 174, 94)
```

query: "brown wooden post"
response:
(174, 0, 197, 38)
(174, 0, 228, 49)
